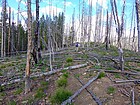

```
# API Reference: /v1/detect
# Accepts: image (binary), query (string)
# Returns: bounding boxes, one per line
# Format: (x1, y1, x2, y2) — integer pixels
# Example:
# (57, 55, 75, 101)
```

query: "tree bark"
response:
(25, 0, 32, 94)
(8, 7, 11, 56)
(1, 0, 7, 57)
(135, 0, 140, 52)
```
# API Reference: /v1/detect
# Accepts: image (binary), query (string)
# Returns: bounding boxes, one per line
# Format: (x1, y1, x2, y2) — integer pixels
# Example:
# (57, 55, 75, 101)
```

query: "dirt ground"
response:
(0, 47, 140, 105)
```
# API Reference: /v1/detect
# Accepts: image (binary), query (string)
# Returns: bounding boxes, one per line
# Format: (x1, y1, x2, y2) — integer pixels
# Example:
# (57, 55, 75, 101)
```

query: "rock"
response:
(21, 100, 28, 104)
(83, 72, 86, 75)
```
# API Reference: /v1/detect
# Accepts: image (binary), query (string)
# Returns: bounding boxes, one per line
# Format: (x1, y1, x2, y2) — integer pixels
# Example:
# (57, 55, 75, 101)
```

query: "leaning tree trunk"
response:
(25, 0, 32, 94)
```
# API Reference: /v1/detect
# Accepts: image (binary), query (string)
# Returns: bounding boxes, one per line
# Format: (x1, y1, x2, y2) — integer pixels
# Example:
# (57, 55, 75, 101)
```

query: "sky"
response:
(0, 0, 135, 21)
(0, 0, 136, 35)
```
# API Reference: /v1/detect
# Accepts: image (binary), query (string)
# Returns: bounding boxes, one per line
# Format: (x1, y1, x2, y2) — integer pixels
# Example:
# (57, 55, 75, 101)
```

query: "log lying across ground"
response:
(61, 72, 101, 105)
(115, 79, 140, 83)
(87, 69, 140, 76)
(1, 63, 88, 86)
(74, 74, 102, 105)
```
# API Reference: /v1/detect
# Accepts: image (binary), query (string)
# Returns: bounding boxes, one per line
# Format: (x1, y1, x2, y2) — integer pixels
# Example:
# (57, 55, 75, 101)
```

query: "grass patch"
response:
(0, 92, 6, 97)
(62, 70, 67, 73)
(74, 74, 81, 78)
(41, 65, 46, 72)
(94, 65, 102, 69)
(66, 57, 73, 63)
(98, 72, 105, 79)
(50, 88, 72, 104)
(14, 88, 22, 95)
(40, 81, 49, 89)
(0, 86, 4, 92)
(34, 87, 46, 99)
(0, 72, 3, 76)
(107, 86, 115, 94)
(8, 100, 16, 105)
(62, 72, 69, 78)
(65, 63, 72, 67)
(56, 77, 68, 87)
(114, 73, 120, 78)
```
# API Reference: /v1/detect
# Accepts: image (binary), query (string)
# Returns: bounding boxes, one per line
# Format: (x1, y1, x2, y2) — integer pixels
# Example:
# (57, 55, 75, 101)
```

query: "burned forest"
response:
(0, 0, 140, 105)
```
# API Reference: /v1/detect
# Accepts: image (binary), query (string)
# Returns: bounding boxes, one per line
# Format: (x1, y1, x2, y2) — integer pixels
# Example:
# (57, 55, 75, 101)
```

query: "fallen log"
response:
(115, 79, 140, 83)
(131, 88, 135, 105)
(1, 63, 88, 86)
(87, 69, 140, 76)
(74, 74, 102, 105)
(61, 72, 101, 105)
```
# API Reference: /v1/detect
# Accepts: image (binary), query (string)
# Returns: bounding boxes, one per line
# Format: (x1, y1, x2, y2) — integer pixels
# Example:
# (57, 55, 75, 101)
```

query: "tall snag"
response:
(1, 0, 7, 57)
(33, 0, 41, 64)
(111, 0, 125, 71)
(8, 7, 11, 56)
(25, 0, 32, 94)
(135, 0, 140, 52)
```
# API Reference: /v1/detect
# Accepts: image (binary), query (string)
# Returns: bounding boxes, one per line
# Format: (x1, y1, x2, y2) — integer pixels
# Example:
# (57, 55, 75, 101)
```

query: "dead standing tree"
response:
(32, 0, 41, 64)
(1, 0, 7, 57)
(111, 0, 126, 71)
(8, 7, 11, 56)
(135, 0, 140, 52)
(25, 0, 32, 94)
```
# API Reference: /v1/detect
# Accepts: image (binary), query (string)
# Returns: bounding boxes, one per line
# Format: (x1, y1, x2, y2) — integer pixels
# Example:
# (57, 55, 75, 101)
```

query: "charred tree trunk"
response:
(105, 10, 109, 50)
(135, 0, 140, 52)
(8, 7, 11, 56)
(25, 0, 32, 94)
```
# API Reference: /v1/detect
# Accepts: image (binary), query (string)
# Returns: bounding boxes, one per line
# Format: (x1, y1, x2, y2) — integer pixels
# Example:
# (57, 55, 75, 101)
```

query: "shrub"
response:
(0, 86, 4, 92)
(66, 57, 73, 63)
(98, 72, 105, 79)
(34, 87, 46, 99)
(107, 86, 115, 94)
(14, 88, 22, 95)
(62, 72, 69, 79)
(50, 88, 72, 104)
(41, 81, 49, 86)
(56, 77, 67, 87)
(8, 100, 16, 105)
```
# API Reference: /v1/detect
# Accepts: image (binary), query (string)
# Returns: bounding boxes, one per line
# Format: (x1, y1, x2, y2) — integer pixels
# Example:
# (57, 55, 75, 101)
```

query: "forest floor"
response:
(0, 44, 140, 105)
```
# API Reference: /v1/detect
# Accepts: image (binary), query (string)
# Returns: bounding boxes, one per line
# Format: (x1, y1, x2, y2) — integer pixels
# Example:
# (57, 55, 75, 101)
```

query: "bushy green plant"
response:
(62, 72, 69, 79)
(107, 86, 115, 94)
(0, 86, 4, 92)
(66, 57, 73, 63)
(56, 77, 67, 87)
(50, 88, 72, 104)
(98, 72, 105, 79)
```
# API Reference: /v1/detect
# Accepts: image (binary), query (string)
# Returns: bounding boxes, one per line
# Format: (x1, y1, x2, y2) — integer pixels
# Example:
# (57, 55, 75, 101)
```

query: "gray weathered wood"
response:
(61, 72, 101, 105)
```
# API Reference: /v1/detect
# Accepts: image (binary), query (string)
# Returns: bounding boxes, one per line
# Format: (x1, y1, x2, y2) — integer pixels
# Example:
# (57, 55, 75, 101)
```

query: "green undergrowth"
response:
(56, 72, 69, 87)
(50, 88, 72, 105)
(98, 72, 106, 79)
(50, 72, 71, 104)
(8, 100, 16, 105)
(66, 57, 73, 63)
(34, 87, 46, 99)
(107, 86, 115, 94)
(14, 88, 22, 95)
